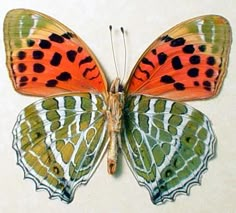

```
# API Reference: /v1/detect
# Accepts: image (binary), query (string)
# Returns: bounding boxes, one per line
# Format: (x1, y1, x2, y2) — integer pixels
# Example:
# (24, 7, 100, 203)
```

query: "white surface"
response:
(0, 0, 236, 212)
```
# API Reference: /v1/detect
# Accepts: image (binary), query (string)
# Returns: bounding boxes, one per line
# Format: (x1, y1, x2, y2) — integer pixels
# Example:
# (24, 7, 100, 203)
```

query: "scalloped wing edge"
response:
(12, 132, 109, 203)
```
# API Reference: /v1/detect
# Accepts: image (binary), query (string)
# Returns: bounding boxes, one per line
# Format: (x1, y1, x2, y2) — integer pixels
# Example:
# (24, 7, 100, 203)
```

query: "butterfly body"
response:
(106, 78, 124, 174)
(4, 9, 231, 204)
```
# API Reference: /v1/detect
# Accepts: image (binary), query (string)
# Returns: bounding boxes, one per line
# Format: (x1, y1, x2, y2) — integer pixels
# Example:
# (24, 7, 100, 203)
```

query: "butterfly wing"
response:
(4, 9, 107, 96)
(126, 15, 231, 101)
(121, 95, 215, 204)
(13, 93, 108, 203)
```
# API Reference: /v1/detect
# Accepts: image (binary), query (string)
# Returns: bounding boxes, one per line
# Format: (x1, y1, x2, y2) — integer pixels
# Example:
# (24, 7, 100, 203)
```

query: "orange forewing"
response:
(4, 9, 107, 97)
(126, 15, 231, 101)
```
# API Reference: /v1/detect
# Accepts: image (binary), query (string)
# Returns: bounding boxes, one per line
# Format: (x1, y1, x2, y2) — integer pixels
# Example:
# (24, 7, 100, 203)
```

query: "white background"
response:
(0, 0, 235, 212)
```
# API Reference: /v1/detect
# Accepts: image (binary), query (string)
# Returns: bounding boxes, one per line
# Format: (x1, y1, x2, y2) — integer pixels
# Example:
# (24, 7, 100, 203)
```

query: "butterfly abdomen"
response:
(106, 78, 124, 174)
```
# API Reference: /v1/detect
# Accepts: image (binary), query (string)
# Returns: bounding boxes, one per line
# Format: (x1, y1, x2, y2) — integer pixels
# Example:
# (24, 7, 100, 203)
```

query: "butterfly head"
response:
(110, 78, 124, 94)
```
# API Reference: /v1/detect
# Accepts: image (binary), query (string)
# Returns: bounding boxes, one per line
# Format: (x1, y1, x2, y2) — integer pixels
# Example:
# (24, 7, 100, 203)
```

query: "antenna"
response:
(120, 27, 127, 84)
(109, 25, 119, 77)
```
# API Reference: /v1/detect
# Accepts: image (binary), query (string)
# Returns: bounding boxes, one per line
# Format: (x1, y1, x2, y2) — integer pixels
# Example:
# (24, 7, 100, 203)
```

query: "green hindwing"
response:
(13, 93, 108, 203)
(121, 95, 216, 204)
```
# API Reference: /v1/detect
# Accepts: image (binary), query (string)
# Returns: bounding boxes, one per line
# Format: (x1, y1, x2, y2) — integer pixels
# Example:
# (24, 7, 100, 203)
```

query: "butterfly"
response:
(4, 9, 232, 204)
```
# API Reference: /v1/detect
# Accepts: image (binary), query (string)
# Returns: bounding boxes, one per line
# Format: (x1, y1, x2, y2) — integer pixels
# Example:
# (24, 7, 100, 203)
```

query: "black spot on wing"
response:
(174, 82, 185, 90)
(18, 51, 26, 60)
(157, 52, 167, 65)
(32, 77, 38, 82)
(19, 82, 27, 87)
(33, 50, 44, 59)
(160, 75, 175, 83)
(77, 46, 83, 53)
(46, 79, 58, 87)
(194, 81, 199, 86)
(19, 76, 28, 86)
(33, 63, 45, 73)
(67, 50, 77, 62)
(49, 33, 64, 43)
(133, 66, 151, 82)
(79, 56, 93, 67)
(198, 45, 206, 52)
(187, 68, 199, 77)
(39, 40, 51, 49)
(207, 56, 216, 66)
(18, 63, 27, 72)
(50, 52, 62, 66)
(172, 56, 183, 70)
(56, 72, 72, 81)
(205, 69, 214, 78)
(203, 81, 211, 91)
(189, 55, 200, 64)
(61, 32, 73, 39)
(20, 76, 28, 82)
(151, 49, 157, 55)
(183, 45, 195, 54)
(170, 37, 186, 47)
(161, 35, 173, 42)
(82, 65, 98, 80)
(141, 57, 155, 68)
(27, 39, 35, 47)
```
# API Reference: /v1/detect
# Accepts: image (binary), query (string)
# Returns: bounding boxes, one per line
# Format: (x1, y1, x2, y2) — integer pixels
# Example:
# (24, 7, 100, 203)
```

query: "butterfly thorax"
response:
(106, 78, 124, 174)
